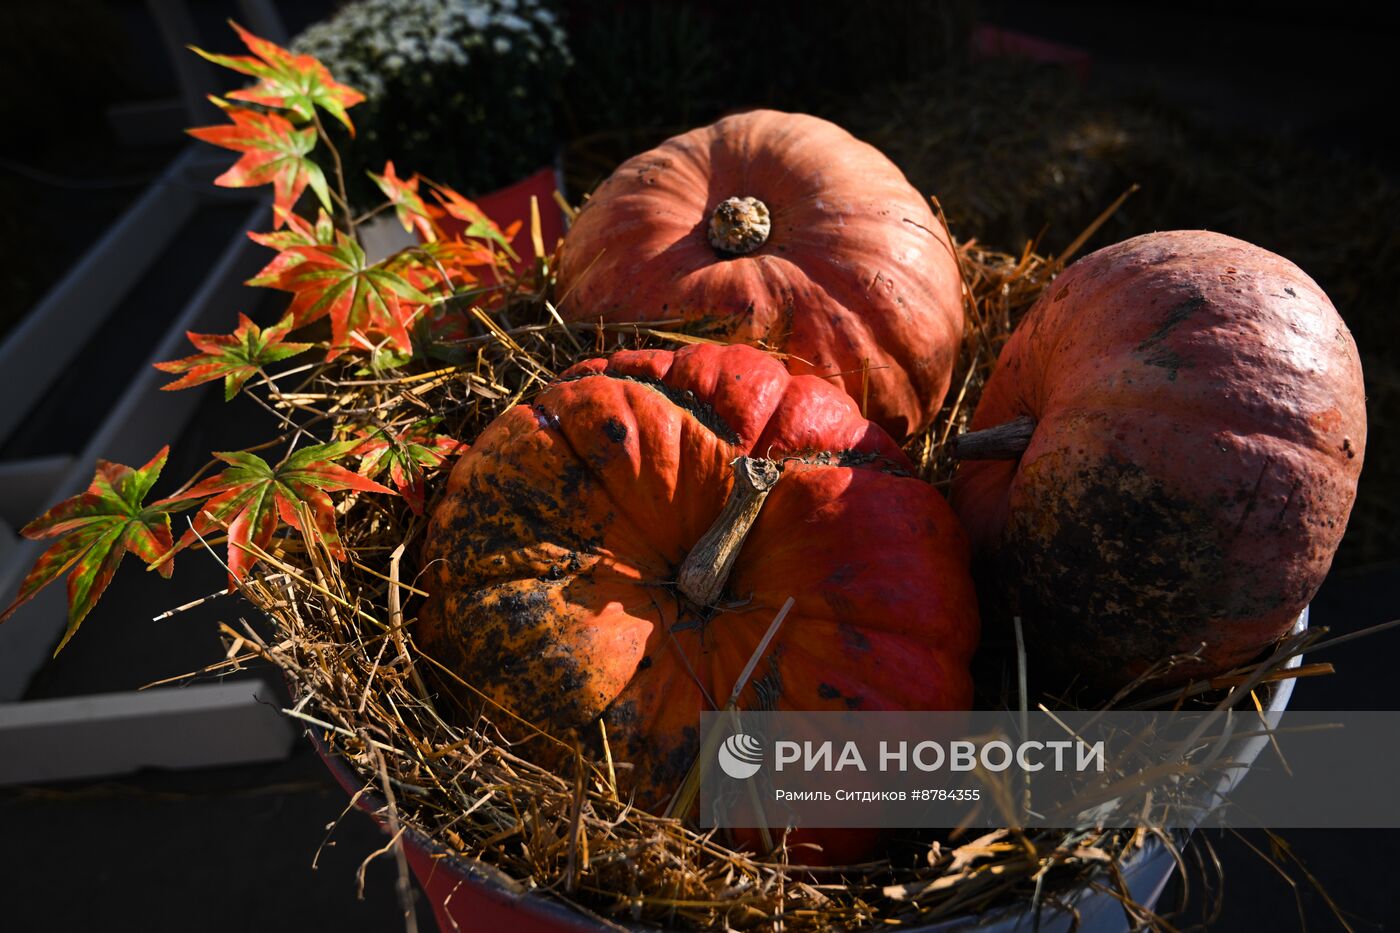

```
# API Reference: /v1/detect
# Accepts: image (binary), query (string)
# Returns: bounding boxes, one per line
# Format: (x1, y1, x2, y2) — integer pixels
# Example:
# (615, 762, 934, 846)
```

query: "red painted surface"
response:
(312, 735, 603, 932)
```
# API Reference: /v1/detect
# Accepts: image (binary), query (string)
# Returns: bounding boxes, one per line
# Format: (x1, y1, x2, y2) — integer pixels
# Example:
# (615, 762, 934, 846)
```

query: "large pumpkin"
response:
(419, 343, 978, 821)
(554, 110, 965, 441)
(951, 231, 1366, 692)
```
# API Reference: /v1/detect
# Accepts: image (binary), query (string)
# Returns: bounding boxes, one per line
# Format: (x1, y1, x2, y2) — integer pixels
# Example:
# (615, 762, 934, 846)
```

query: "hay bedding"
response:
(200, 200, 1322, 932)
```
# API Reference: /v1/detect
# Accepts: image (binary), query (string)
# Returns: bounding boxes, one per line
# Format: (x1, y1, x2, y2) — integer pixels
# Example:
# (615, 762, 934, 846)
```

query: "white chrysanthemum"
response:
(292, 0, 568, 72)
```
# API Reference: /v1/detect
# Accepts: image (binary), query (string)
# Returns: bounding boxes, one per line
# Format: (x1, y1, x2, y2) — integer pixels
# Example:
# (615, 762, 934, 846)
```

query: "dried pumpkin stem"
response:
(951, 415, 1038, 460)
(677, 457, 782, 608)
(708, 196, 771, 255)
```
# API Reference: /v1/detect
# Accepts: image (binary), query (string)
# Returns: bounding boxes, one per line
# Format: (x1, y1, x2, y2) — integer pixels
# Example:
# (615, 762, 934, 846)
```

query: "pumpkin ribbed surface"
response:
(420, 343, 978, 808)
(555, 110, 964, 441)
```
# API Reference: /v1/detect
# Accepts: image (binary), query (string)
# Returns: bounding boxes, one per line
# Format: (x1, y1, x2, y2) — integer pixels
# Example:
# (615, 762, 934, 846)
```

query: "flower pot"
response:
(308, 609, 1307, 932)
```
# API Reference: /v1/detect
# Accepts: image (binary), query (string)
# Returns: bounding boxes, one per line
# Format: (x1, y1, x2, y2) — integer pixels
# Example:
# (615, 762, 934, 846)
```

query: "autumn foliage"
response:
(0, 23, 529, 648)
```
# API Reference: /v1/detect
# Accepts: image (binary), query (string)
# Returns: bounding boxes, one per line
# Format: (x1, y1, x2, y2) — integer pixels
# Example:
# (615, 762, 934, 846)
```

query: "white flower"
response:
(291, 0, 570, 103)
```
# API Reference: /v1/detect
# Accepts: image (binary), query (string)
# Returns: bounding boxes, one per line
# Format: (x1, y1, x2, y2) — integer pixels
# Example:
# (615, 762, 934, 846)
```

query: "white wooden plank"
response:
(0, 679, 295, 784)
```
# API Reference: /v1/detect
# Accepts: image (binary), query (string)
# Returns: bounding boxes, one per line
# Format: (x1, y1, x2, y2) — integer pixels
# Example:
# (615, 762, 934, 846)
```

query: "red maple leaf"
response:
(428, 182, 521, 259)
(192, 21, 364, 134)
(158, 441, 392, 582)
(246, 209, 336, 286)
(0, 448, 185, 653)
(155, 314, 313, 400)
(253, 232, 432, 359)
(353, 419, 465, 514)
(370, 161, 436, 241)
(188, 99, 331, 225)
(383, 238, 487, 299)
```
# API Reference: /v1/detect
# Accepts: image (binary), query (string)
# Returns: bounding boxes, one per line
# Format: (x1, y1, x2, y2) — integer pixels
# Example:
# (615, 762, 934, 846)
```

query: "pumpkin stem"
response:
(951, 416, 1038, 460)
(677, 457, 782, 607)
(708, 197, 771, 255)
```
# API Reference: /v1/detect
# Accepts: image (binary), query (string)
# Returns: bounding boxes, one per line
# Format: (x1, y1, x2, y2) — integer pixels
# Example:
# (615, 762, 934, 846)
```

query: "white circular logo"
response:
(717, 733, 764, 779)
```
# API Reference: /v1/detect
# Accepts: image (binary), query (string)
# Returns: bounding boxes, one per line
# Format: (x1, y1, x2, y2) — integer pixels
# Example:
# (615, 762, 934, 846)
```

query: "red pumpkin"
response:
(951, 231, 1366, 691)
(554, 110, 965, 441)
(419, 343, 979, 842)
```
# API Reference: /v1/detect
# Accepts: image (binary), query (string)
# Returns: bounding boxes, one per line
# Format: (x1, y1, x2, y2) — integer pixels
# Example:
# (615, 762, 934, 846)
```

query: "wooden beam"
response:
(0, 679, 295, 784)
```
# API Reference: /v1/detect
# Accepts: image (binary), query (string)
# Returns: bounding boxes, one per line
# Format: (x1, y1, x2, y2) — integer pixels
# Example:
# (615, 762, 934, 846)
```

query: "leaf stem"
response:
(312, 109, 356, 234)
(352, 201, 393, 228)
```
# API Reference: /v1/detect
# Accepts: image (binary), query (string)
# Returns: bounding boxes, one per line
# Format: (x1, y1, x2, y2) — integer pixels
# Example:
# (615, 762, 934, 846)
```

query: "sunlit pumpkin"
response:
(554, 110, 965, 441)
(951, 231, 1366, 692)
(419, 343, 979, 838)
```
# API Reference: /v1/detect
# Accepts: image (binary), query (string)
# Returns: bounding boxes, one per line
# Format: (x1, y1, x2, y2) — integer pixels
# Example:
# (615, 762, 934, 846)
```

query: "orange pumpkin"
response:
(951, 231, 1366, 692)
(419, 343, 979, 825)
(554, 110, 964, 441)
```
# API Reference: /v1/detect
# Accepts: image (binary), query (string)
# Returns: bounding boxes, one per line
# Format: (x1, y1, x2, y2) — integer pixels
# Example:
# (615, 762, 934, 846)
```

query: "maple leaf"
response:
(155, 313, 313, 400)
(246, 209, 337, 286)
(0, 448, 182, 654)
(191, 21, 364, 134)
(256, 232, 432, 359)
(370, 161, 435, 241)
(428, 182, 520, 259)
(384, 238, 486, 299)
(353, 419, 465, 514)
(189, 99, 331, 225)
(161, 441, 392, 582)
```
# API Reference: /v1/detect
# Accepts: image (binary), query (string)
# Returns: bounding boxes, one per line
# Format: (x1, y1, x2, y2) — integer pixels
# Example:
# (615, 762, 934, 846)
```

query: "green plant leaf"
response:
(370, 161, 435, 241)
(246, 209, 337, 286)
(0, 448, 180, 654)
(155, 313, 313, 400)
(253, 232, 432, 359)
(188, 98, 331, 225)
(160, 441, 392, 581)
(352, 419, 465, 514)
(192, 21, 365, 133)
(428, 182, 520, 260)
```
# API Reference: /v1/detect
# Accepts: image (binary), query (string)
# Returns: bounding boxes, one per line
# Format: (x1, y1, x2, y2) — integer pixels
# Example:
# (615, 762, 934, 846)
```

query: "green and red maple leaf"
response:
(191, 21, 364, 133)
(245, 209, 337, 287)
(188, 99, 331, 224)
(428, 182, 520, 258)
(162, 441, 392, 582)
(156, 313, 312, 399)
(0, 25, 536, 653)
(371, 161, 436, 241)
(254, 232, 433, 358)
(353, 420, 464, 514)
(0, 448, 192, 653)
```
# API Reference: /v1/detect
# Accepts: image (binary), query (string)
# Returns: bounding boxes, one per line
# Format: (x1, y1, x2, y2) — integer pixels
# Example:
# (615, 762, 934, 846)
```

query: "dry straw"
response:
(189, 199, 1336, 931)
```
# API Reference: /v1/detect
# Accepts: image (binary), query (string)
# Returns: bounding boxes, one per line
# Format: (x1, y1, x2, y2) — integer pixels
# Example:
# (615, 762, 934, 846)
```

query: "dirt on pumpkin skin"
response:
(997, 455, 1229, 690)
(417, 344, 980, 817)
